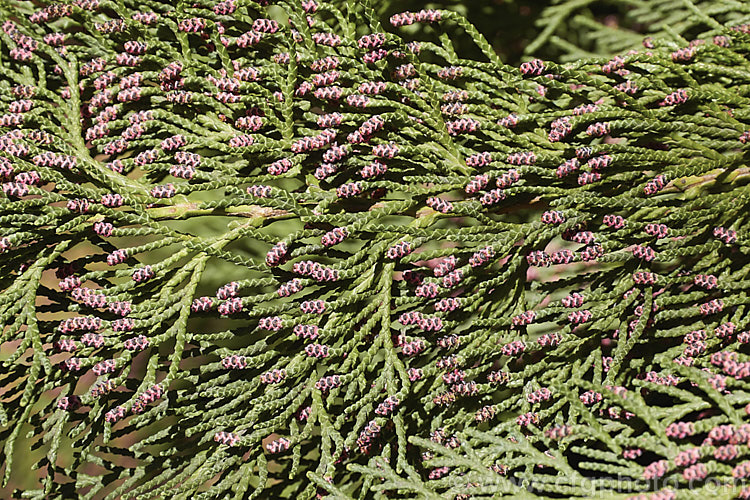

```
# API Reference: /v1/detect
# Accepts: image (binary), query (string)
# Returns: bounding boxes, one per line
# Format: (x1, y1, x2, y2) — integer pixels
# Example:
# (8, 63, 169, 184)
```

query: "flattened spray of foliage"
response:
(2, 0, 750, 498)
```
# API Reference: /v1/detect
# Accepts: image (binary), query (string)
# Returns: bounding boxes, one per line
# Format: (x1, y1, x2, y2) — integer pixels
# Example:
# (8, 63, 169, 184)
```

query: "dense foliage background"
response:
(2, 0, 750, 498)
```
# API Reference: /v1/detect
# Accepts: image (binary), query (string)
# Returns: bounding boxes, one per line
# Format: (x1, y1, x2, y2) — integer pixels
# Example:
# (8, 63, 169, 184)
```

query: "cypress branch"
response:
(2, 0, 750, 498)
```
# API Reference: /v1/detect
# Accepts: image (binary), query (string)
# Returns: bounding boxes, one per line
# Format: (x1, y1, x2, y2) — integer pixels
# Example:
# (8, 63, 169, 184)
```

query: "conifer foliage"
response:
(1, 0, 750, 498)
